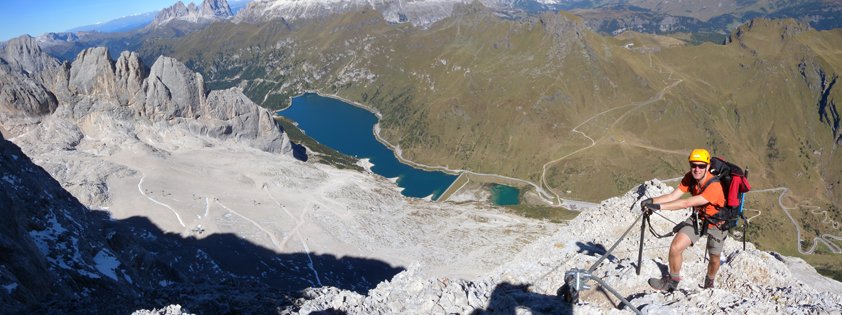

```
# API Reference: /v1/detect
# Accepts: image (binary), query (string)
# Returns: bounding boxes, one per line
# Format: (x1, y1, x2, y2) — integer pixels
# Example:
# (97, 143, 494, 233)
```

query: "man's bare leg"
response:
(669, 233, 692, 276)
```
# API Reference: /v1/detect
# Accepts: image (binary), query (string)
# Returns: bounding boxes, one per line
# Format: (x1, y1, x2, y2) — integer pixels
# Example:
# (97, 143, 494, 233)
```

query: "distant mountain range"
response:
(66, 0, 252, 34)
(567, 0, 842, 35)
(15, 0, 842, 46)
(67, 11, 160, 33)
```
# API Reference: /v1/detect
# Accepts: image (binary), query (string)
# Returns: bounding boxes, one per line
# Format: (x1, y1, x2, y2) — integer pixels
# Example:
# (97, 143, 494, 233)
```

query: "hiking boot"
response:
(648, 275, 679, 292)
(702, 277, 715, 289)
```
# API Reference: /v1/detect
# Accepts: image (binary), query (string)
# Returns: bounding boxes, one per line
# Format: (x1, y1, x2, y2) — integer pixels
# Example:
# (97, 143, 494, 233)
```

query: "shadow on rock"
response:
(93, 212, 405, 313)
(291, 141, 308, 161)
(471, 282, 572, 315)
(1, 134, 403, 314)
(654, 260, 670, 277)
(576, 241, 617, 263)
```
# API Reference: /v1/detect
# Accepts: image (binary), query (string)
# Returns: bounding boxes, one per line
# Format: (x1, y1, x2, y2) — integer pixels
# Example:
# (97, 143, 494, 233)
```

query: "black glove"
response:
(640, 198, 660, 213)
(640, 198, 653, 211)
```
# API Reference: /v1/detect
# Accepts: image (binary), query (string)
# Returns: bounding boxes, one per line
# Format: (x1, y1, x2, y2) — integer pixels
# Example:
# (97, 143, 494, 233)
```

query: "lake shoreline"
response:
(276, 90, 595, 209)
(278, 92, 458, 199)
(281, 91, 461, 176)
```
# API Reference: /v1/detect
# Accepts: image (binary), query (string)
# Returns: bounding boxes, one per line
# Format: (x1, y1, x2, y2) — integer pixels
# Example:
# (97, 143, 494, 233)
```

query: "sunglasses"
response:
(690, 163, 708, 170)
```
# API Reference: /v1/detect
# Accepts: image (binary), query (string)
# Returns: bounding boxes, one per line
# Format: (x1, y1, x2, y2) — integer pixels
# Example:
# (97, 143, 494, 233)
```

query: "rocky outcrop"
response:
(202, 0, 233, 17)
(0, 63, 58, 120)
(132, 305, 195, 315)
(726, 18, 811, 44)
(195, 88, 288, 152)
(1, 35, 62, 76)
(69, 47, 117, 96)
(143, 56, 207, 119)
(0, 40, 290, 207)
(0, 36, 64, 134)
(149, 0, 233, 28)
(114, 51, 146, 106)
(0, 40, 290, 154)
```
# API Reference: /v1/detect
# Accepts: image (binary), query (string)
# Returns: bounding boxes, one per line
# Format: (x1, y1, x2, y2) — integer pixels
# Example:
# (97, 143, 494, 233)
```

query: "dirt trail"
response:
(539, 79, 682, 205)
(137, 175, 186, 228)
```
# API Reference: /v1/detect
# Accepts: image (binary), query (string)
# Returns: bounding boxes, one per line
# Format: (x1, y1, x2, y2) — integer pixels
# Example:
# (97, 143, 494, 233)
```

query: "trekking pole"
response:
(636, 210, 648, 275)
(740, 169, 749, 250)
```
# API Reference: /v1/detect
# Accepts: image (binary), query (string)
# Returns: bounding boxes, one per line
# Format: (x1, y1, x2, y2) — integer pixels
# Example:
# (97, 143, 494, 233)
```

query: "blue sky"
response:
(0, 1, 197, 41)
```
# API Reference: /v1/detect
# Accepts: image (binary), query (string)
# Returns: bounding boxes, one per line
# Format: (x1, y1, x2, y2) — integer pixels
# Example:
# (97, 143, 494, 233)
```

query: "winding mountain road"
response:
(750, 187, 841, 255)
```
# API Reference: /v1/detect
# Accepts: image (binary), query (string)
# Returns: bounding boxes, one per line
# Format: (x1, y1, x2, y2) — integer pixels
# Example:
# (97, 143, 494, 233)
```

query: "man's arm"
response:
(658, 194, 709, 211)
(653, 188, 684, 204)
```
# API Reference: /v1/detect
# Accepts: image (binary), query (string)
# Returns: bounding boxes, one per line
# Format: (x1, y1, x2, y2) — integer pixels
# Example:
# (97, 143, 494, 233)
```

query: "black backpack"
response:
(700, 157, 752, 231)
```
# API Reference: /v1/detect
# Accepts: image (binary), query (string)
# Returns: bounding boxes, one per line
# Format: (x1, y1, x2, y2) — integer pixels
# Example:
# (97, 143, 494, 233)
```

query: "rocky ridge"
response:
(149, 0, 234, 28)
(234, 0, 523, 28)
(293, 180, 842, 314)
(0, 34, 288, 154)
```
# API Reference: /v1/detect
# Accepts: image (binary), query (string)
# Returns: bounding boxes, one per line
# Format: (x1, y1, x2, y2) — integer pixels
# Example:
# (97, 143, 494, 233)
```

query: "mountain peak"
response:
(149, 0, 234, 28)
(726, 18, 812, 44)
(2, 35, 58, 74)
(234, 0, 488, 28)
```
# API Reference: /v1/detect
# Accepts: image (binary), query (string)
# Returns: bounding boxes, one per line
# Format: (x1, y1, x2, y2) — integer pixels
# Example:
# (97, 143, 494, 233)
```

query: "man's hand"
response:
(640, 198, 653, 211)
(640, 198, 661, 213)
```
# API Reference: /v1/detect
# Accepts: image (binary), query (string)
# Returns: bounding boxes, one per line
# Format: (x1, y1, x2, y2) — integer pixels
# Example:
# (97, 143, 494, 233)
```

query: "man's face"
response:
(690, 162, 708, 180)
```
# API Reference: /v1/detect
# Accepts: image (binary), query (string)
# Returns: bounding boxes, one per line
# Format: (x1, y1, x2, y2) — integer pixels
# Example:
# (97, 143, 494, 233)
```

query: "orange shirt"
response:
(677, 171, 725, 218)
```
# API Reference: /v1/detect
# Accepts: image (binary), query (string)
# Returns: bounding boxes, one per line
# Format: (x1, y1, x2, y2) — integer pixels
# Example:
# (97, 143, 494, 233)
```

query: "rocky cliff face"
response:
(150, 0, 234, 28)
(0, 36, 65, 135)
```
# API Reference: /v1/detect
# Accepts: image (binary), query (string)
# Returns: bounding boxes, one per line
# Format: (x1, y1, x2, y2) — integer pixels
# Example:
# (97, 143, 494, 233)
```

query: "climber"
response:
(640, 148, 726, 291)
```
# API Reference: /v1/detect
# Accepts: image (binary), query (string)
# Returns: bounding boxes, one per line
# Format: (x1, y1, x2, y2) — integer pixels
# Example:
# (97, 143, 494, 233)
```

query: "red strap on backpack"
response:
(726, 176, 751, 207)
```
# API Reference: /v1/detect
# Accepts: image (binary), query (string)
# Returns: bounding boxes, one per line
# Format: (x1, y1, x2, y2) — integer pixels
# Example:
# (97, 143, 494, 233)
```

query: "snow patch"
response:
(93, 249, 121, 281)
(28, 212, 69, 255)
(123, 273, 134, 284)
(2, 283, 18, 294)
(2, 174, 21, 190)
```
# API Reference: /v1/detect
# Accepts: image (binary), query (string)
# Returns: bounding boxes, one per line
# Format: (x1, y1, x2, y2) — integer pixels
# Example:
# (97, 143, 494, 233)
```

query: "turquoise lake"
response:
(278, 93, 458, 200)
(490, 184, 520, 206)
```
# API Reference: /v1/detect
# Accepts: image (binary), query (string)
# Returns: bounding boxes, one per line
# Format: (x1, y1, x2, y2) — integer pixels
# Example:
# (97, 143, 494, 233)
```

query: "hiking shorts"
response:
(675, 218, 727, 256)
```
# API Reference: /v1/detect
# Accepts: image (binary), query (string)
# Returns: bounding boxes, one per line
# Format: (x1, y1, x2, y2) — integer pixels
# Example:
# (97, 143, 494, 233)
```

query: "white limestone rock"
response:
(292, 181, 842, 314)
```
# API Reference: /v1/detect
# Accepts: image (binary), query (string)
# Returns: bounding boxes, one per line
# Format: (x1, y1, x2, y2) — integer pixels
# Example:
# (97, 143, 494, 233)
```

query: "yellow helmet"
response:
(689, 149, 711, 164)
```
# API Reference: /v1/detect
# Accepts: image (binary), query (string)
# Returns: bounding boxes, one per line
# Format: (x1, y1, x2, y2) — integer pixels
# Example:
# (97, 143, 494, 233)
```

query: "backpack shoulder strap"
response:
(699, 173, 722, 193)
